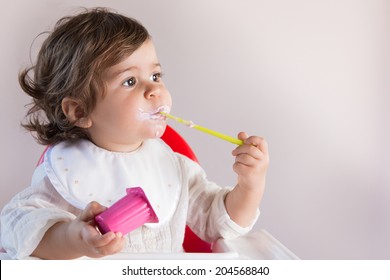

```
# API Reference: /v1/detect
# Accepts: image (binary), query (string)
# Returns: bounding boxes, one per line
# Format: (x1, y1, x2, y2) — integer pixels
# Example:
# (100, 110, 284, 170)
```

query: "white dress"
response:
(0, 139, 258, 259)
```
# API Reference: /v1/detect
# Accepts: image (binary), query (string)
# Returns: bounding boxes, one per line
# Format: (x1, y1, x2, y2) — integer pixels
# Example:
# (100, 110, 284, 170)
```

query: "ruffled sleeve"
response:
(177, 154, 260, 242)
(0, 165, 78, 259)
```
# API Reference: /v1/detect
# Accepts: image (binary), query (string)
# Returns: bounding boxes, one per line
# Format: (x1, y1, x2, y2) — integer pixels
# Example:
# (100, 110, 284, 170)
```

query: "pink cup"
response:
(94, 187, 159, 235)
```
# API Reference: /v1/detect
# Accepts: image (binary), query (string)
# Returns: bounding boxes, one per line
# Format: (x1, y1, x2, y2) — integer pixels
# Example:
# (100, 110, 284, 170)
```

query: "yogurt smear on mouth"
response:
(137, 105, 170, 121)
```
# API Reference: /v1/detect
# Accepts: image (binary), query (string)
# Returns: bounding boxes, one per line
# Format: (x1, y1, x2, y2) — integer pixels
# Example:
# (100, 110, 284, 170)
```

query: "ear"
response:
(61, 97, 92, 128)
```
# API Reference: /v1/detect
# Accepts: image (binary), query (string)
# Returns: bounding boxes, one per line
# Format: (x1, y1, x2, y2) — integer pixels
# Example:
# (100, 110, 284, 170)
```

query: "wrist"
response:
(237, 176, 266, 193)
(64, 220, 84, 257)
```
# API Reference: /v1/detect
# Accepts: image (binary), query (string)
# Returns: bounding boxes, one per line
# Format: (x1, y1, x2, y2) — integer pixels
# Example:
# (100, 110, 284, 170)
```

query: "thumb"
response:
(79, 201, 107, 222)
(237, 131, 249, 141)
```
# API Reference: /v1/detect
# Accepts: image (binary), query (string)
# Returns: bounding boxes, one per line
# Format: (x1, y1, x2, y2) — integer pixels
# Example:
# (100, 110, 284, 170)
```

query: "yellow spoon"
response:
(160, 112, 244, 146)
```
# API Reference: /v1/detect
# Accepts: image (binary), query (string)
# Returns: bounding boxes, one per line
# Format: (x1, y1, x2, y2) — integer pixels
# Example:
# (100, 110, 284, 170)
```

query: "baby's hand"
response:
(232, 132, 269, 192)
(225, 132, 269, 226)
(70, 201, 125, 258)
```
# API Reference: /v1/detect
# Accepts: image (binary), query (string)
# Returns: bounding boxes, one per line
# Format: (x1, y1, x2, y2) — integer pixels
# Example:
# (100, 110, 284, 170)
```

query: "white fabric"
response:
(44, 139, 181, 227)
(0, 139, 259, 259)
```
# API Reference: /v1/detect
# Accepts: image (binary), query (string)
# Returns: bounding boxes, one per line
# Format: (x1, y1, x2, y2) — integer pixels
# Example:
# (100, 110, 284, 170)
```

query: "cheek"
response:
(165, 91, 173, 106)
(120, 101, 140, 121)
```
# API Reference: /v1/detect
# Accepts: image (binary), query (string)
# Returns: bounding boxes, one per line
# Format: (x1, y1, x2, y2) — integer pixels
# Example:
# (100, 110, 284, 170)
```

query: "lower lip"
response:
(138, 106, 170, 121)
(149, 114, 166, 121)
(138, 111, 165, 121)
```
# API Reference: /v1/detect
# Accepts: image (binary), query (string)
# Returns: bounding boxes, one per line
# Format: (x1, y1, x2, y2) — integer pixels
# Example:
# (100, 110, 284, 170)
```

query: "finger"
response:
(88, 230, 117, 248)
(244, 136, 269, 155)
(79, 201, 107, 222)
(232, 136, 267, 159)
(234, 153, 259, 167)
(232, 143, 264, 160)
(237, 131, 249, 141)
(95, 232, 125, 256)
(236, 132, 268, 151)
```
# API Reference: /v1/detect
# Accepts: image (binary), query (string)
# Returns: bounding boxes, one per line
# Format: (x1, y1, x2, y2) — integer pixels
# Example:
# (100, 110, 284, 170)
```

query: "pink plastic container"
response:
(94, 187, 159, 235)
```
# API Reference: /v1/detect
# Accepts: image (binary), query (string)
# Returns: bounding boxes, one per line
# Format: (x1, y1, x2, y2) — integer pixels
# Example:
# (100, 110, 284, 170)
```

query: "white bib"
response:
(44, 139, 182, 227)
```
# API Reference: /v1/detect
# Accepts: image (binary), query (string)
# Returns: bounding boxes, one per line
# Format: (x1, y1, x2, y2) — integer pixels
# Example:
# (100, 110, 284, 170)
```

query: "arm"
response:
(225, 132, 269, 227)
(32, 201, 124, 259)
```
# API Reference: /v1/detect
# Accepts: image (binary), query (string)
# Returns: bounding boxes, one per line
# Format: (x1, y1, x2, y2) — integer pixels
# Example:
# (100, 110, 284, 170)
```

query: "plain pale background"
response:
(0, 0, 389, 259)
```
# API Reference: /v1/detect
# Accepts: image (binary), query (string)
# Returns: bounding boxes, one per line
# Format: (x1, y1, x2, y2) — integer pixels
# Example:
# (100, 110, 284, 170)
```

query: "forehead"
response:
(104, 40, 159, 78)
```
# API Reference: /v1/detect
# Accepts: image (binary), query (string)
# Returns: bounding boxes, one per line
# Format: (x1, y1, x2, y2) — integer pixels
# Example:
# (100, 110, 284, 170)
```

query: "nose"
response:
(144, 84, 161, 99)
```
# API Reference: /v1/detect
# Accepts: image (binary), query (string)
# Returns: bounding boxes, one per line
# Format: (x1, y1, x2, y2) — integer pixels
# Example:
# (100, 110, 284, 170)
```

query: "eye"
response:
(123, 77, 136, 87)
(151, 72, 162, 82)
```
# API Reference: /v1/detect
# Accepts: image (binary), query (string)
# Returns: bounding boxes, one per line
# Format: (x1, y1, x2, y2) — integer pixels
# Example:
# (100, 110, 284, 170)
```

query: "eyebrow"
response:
(111, 63, 162, 77)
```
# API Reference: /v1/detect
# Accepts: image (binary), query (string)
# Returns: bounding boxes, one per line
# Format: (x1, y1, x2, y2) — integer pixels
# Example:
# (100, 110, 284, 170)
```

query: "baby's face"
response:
(86, 39, 172, 152)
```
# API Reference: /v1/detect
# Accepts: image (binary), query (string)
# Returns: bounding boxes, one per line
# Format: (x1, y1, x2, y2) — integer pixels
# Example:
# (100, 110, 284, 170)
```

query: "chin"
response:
(148, 123, 167, 139)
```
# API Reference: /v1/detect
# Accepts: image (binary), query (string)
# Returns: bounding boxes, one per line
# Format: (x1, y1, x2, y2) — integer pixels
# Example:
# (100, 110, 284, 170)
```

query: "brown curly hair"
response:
(20, 8, 150, 145)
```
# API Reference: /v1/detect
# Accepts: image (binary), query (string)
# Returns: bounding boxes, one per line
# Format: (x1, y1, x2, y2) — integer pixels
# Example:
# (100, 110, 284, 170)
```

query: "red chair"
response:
(37, 125, 212, 253)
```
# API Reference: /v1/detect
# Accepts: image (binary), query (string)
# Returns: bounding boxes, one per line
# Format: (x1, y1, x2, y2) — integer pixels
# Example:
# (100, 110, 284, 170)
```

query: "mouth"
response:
(138, 105, 170, 121)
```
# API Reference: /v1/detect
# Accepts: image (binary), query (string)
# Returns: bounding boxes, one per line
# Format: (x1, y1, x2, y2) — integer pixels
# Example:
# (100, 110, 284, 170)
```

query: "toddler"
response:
(0, 8, 269, 259)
